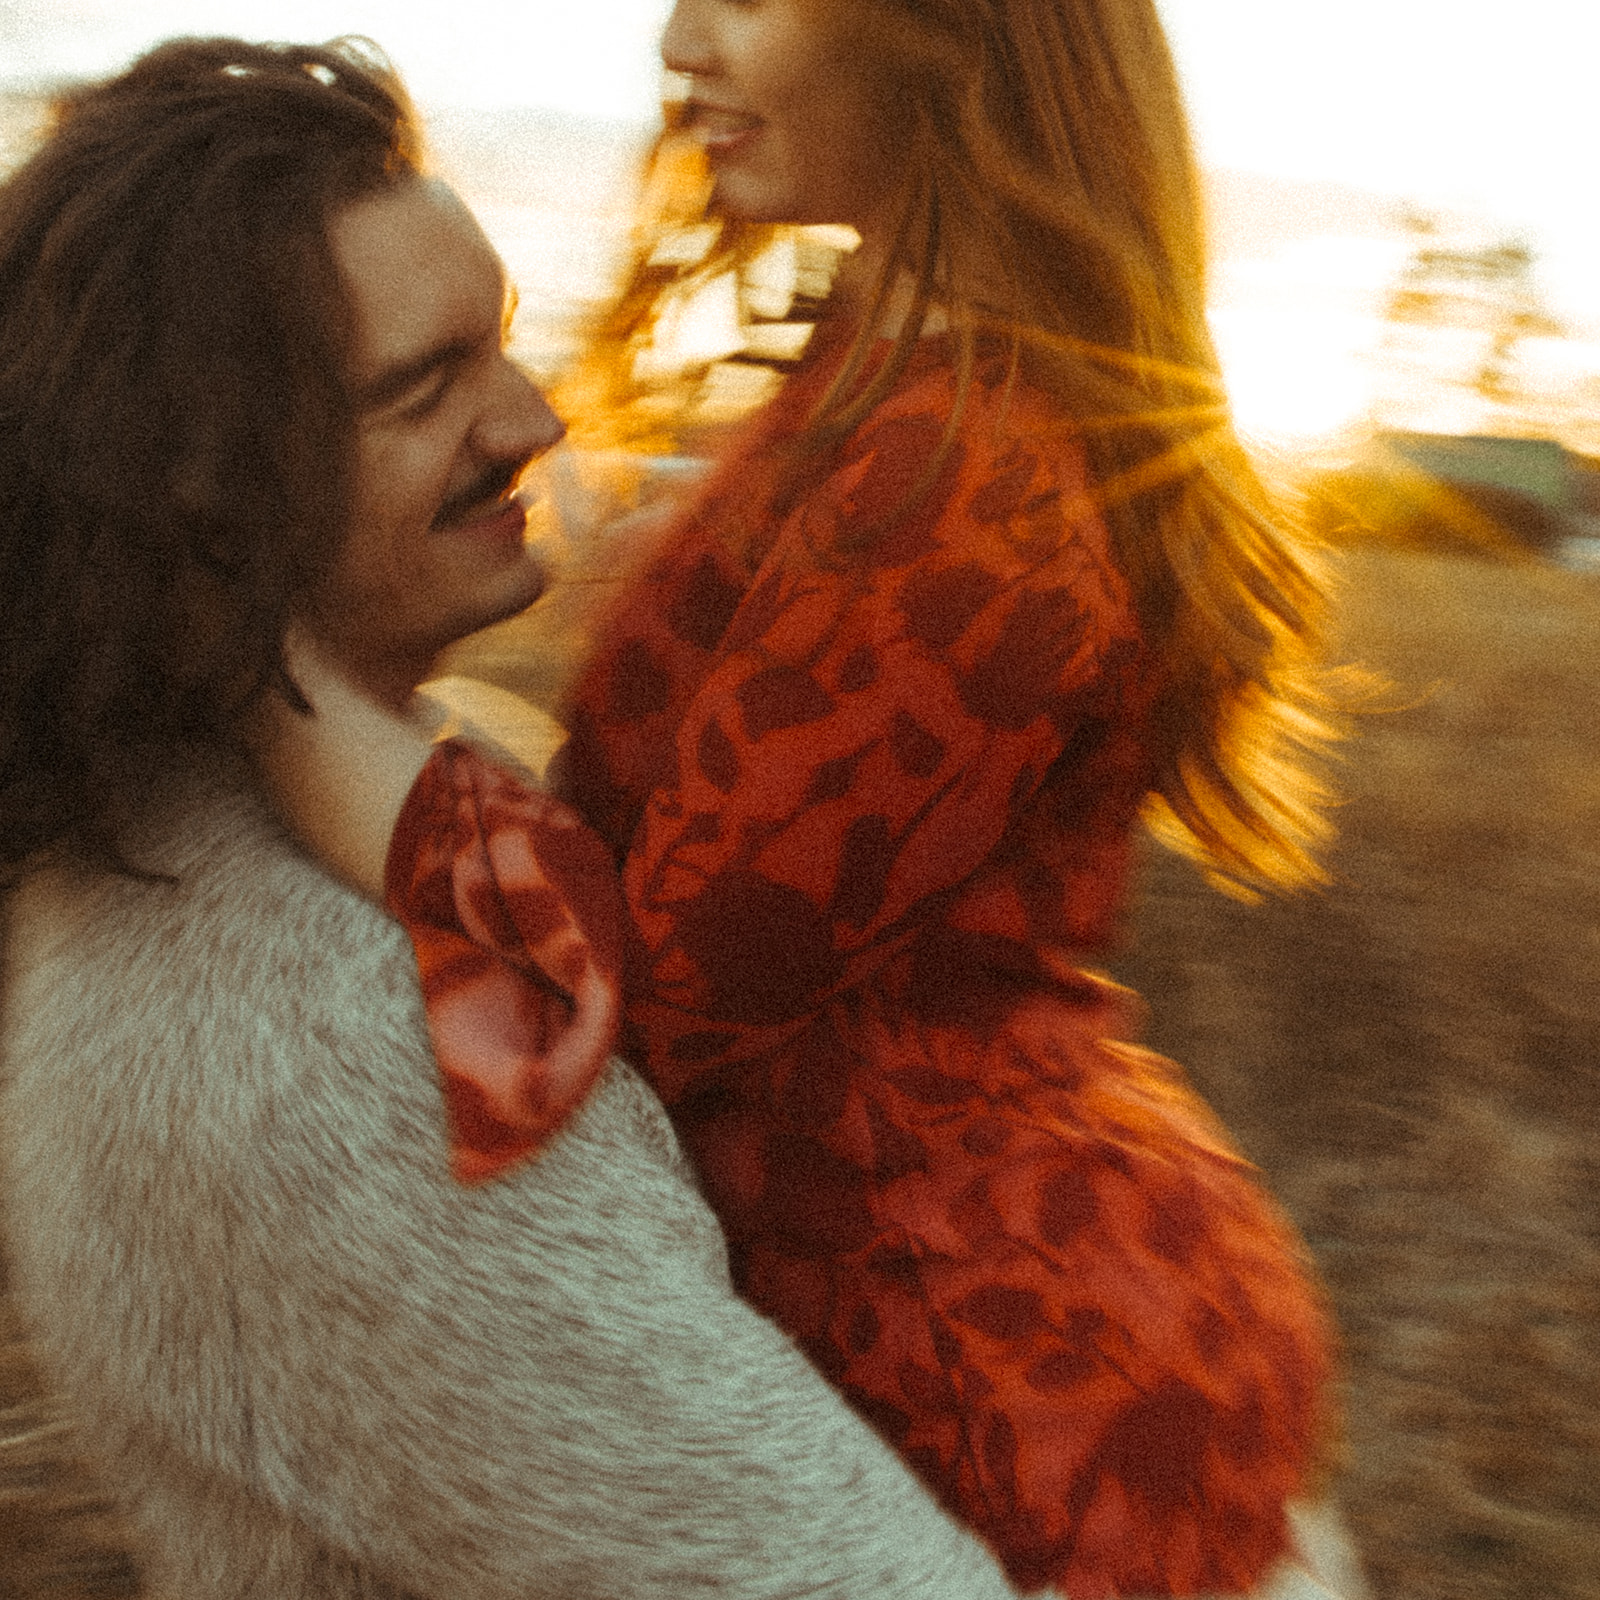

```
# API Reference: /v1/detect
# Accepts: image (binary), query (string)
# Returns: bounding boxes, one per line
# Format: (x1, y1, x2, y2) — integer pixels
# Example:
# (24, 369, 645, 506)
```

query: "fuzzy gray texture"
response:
(0, 761, 1021, 1600)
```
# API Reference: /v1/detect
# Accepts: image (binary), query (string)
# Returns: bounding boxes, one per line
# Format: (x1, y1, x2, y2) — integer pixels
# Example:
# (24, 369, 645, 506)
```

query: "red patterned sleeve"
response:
(623, 377, 1143, 1091)
(386, 739, 625, 1182)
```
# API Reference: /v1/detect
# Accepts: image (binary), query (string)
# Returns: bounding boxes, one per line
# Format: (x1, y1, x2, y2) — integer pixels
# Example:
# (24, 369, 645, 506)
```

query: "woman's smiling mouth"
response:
(683, 101, 763, 153)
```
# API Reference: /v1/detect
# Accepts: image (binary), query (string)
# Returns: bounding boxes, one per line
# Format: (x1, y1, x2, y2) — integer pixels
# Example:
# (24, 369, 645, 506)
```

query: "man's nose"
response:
(483, 358, 566, 466)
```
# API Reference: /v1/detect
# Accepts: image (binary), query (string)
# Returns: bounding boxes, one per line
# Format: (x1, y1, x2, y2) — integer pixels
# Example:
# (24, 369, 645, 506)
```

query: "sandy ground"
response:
(2, 546, 1597, 1597)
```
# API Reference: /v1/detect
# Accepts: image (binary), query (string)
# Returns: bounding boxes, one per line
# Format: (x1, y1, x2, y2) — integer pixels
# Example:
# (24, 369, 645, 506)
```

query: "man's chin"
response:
(445, 557, 550, 648)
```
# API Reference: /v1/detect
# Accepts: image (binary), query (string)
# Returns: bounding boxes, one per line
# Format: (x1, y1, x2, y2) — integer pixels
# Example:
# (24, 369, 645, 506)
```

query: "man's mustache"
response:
(430, 459, 525, 531)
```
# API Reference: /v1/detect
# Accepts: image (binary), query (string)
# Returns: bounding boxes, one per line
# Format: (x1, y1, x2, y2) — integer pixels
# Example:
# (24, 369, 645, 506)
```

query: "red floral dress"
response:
(554, 339, 1335, 1596)
(395, 336, 1336, 1597)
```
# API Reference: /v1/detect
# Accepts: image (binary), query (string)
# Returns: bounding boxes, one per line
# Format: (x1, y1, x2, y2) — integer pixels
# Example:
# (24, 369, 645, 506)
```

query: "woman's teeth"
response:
(689, 106, 761, 147)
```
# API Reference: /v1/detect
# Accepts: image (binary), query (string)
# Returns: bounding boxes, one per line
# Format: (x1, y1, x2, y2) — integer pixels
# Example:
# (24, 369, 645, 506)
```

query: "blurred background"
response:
(2, 4, 1597, 1598)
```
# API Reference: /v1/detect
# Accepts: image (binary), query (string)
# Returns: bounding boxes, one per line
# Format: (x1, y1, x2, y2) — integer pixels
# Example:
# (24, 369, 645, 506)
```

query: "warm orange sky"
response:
(1160, 1, 1600, 326)
(5, 1, 1593, 319)
(5, 0, 1593, 221)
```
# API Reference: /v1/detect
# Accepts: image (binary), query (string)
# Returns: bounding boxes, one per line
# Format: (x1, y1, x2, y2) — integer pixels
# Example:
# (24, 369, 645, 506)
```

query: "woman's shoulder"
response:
(879, 335, 1090, 492)
(801, 338, 1120, 595)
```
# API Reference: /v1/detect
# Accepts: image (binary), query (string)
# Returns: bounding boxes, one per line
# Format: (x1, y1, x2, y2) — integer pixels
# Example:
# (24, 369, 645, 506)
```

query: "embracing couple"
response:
(0, 7, 1367, 1599)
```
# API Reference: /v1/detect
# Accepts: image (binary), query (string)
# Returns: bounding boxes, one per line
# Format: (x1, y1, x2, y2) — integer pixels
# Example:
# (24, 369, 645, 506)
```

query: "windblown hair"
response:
(571, 0, 1348, 896)
(0, 35, 423, 876)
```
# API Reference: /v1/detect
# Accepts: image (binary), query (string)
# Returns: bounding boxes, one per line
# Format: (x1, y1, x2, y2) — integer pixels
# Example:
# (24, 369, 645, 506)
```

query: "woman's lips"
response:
(683, 102, 762, 154)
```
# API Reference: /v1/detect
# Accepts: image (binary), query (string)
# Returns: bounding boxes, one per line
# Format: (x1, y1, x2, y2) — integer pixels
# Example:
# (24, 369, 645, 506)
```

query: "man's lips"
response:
(443, 494, 528, 541)
(432, 461, 527, 536)
(432, 480, 531, 544)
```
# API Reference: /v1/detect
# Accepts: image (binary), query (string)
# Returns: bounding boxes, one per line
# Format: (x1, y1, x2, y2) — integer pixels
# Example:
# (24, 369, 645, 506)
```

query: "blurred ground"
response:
(1114, 547, 1600, 1600)
(0, 1294, 140, 1597)
(3, 546, 1598, 1597)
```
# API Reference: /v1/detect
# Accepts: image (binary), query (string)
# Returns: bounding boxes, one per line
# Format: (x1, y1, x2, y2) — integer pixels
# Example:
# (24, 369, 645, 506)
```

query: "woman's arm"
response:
(253, 633, 576, 902)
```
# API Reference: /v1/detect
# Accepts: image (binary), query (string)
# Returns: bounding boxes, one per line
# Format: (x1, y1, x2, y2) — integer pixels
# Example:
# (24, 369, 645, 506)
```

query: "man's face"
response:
(308, 178, 564, 705)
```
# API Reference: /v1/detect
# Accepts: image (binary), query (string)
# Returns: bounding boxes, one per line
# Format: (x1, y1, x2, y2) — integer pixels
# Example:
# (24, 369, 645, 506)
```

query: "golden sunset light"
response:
(9, 1, 1595, 470)
(4, 7, 1599, 1600)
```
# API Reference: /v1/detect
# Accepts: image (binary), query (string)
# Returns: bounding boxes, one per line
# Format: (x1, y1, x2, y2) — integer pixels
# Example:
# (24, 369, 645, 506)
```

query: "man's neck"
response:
(338, 653, 431, 716)
(247, 629, 440, 901)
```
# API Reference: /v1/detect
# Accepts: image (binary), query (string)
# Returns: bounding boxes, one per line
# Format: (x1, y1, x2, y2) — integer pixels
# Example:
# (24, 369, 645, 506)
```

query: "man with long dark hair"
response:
(0, 38, 1022, 1599)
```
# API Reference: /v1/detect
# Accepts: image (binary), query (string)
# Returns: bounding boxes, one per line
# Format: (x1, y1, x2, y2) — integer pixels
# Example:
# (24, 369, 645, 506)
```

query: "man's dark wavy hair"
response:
(0, 35, 423, 875)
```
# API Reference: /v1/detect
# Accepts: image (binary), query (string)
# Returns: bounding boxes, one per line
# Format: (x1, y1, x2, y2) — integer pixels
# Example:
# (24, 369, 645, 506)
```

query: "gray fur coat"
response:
(0, 763, 1020, 1599)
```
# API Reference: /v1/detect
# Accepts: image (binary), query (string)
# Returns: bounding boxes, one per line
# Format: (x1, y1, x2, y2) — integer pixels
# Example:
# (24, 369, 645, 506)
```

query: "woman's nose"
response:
(660, 0, 715, 78)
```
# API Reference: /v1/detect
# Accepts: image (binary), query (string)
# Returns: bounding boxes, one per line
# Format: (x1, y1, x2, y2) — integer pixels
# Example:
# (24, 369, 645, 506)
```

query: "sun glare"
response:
(1212, 305, 1377, 447)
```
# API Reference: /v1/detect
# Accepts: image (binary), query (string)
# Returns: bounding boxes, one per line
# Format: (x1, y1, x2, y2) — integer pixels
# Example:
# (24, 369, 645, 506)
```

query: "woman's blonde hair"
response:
(565, 0, 1347, 898)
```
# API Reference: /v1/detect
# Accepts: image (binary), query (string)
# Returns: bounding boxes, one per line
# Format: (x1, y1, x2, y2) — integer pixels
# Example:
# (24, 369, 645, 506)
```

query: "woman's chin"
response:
(708, 179, 788, 226)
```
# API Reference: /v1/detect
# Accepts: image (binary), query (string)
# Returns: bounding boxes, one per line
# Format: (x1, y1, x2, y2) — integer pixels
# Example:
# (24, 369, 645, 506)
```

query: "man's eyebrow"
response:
(351, 335, 478, 413)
